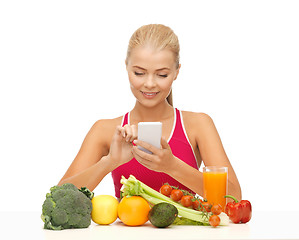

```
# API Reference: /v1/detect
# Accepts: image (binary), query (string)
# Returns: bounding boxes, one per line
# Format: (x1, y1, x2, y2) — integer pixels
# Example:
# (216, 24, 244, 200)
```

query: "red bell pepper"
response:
(224, 195, 252, 223)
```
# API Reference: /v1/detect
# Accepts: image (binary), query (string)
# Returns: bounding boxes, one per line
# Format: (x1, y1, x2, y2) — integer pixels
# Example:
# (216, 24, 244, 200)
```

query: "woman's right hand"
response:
(108, 124, 137, 168)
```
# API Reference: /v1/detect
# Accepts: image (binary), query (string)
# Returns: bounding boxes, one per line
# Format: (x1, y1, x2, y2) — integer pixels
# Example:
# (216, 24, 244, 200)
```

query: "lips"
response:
(141, 91, 159, 99)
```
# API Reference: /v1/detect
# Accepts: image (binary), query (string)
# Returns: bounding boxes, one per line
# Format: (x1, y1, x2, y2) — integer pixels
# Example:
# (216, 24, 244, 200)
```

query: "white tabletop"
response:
(1, 211, 298, 240)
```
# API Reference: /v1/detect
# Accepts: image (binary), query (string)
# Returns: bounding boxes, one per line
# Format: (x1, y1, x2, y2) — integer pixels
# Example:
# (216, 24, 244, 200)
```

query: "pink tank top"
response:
(111, 108, 199, 198)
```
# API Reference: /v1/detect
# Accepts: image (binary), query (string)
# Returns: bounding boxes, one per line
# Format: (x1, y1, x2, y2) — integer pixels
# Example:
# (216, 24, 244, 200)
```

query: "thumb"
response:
(114, 125, 124, 140)
(160, 137, 170, 149)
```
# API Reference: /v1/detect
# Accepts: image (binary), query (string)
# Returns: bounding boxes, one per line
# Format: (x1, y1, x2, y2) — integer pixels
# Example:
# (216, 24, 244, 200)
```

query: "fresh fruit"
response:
(170, 189, 184, 201)
(160, 184, 173, 197)
(148, 202, 178, 228)
(224, 195, 252, 223)
(211, 204, 223, 215)
(201, 201, 212, 212)
(209, 214, 220, 227)
(192, 198, 202, 210)
(120, 175, 230, 226)
(91, 195, 119, 225)
(118, 196, 151, 226)
(180, 195, 193, 208)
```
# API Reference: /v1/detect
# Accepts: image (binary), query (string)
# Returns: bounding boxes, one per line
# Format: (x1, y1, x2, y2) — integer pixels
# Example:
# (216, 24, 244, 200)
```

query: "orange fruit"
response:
(118, 196, 151, 226)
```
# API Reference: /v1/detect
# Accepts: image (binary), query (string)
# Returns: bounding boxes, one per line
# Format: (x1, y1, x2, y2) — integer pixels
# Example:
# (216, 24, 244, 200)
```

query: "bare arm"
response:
(58, 119, 137, 191)
(132, 113, 242, 200)
(179, 113, 241, 199)
(195, 113, 241, 200)
(58, 120, 114, 190)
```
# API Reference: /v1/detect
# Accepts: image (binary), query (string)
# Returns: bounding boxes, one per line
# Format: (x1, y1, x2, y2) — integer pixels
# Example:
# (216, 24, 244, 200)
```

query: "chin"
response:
(139, 99, 168, 109)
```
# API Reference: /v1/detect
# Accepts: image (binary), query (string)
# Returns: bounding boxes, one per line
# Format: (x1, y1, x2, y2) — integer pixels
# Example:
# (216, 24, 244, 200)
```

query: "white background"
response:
(1, 0, 298, 212)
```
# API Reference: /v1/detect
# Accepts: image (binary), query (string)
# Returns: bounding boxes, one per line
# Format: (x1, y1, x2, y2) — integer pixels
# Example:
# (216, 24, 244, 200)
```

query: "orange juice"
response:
(203, 167, 228, 208)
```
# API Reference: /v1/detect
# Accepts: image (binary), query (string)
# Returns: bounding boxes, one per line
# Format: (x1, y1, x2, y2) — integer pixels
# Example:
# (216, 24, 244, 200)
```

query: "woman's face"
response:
(126, 45, 180, 108)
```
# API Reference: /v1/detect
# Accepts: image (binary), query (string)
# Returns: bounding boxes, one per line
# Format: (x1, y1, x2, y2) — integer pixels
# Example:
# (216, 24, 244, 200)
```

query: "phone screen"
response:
(137, 122, 162, 154)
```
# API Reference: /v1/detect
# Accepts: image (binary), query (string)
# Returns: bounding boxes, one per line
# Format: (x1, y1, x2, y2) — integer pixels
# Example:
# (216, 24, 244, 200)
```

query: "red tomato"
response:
(211, 204, 223, 215)
(180, 195, 193, 207)
(209, 214, 220, 227)
(159, 184, 173, 197)
(202, 202, 212, 212)
(170, 189, 183, 202)
(192, 199, 201, 210)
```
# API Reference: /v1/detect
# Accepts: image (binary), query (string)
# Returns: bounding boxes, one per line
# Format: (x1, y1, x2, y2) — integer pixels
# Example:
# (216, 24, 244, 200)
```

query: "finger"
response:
(130, 125, 138, 142)
(160, 137, 170, 149)
(132, 147, 158, 171)
(132, 145, 154, 162)
(116, 125, 122, 134)
(115, 125, 124, 139)
(134, 140, 159, 154)
(135, 157, 152, 169)
(121, 128, 126, 138)
(116, 125, 127, 138)
(124, 124, 133, 142)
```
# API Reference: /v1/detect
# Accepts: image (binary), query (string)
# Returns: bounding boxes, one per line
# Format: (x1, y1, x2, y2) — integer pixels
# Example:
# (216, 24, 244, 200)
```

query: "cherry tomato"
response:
(209, 214, 220, 227)
(211, 204, 223, 215)
(202, 201, 212, 212)
(180, 195, 193, 207)
(159, 184, 173, 197)
(170, 189, 184, 202)
(192, 199, 201, 210)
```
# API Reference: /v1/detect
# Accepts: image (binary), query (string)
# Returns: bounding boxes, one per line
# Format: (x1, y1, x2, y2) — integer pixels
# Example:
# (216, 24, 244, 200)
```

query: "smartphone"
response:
(137, 122, 162, 154)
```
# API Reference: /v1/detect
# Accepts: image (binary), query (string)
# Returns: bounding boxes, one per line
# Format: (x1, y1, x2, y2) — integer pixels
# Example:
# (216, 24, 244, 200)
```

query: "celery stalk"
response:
(120, 175, 229, 226)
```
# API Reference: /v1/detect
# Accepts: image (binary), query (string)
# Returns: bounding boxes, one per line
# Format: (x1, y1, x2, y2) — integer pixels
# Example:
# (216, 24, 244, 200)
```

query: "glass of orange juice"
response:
(203, 166, 228, 208)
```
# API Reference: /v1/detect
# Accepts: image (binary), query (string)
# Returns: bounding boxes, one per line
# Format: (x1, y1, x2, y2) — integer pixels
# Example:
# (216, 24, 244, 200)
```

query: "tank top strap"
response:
(121, 108, 184, 139)
(111, 108, 198, 198)
(171, 108, 198, 168)
(121, 112, 129, 127)
(173, 108, 186, 139)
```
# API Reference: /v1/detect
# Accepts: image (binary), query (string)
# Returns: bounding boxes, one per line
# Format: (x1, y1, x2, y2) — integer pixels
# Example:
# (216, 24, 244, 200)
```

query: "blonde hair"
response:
(125, 24, 180, 106)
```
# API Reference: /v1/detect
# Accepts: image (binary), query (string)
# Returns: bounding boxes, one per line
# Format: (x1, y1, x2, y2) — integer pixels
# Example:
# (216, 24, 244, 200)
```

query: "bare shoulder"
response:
(92, 116, 123, 132)
(86, 115, 124, 146)
(91, 116, 123, 137)
(181, 111, 215, 129)
(181, 111, 218, 148)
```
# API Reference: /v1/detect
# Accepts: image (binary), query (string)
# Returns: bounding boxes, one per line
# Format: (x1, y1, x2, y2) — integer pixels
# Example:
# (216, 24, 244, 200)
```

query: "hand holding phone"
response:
(137, 122, 162, 154)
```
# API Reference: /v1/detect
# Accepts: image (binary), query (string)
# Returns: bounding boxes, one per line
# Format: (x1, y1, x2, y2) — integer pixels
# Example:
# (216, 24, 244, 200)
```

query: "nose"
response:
(144, 74, 157, 89)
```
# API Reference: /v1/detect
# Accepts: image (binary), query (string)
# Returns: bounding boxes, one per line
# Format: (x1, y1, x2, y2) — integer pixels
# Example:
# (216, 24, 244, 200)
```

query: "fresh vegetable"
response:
(160, 184, 173, 197)
(41, 183, 93, 230)
(201, 201, 212, 212)
(91, 195, 119, 225)
(118, 196, 151, 226)
(208, 204, 223, 228)
(192, 198, 202, 210)
(180, 195, 193, 208)
(120, 175, 229, 226)
(224, 195, 252, 223)
(173, 212, 229, 226)
(209, 214, 220, 227)
(170, 189, 184, 201)
(172, 216, 207, 225)
(79, 186, 94, 200)
(211, 204, 223, 215)
(148, 202, 178, 228)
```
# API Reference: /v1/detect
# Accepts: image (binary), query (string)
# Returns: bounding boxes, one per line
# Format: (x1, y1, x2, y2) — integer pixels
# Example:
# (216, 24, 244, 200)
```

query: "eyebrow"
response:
(132, 66, 170, 71)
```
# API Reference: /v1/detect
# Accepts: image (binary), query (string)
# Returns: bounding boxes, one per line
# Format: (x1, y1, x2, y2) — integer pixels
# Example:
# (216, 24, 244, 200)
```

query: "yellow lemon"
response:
(91, 195, 119, 225)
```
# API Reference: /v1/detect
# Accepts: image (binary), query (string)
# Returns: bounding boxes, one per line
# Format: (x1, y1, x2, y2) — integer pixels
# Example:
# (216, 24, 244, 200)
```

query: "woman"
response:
(58, 24, 242, 200)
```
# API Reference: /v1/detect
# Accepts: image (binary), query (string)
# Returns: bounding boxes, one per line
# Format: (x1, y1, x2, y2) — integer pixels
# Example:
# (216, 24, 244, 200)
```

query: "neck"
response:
(130, 100, 174, 122)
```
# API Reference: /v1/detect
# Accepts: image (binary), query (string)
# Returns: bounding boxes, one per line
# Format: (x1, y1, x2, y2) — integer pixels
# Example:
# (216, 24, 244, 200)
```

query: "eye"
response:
(134, 72, 144, 76)
(159, 74, 168, 78)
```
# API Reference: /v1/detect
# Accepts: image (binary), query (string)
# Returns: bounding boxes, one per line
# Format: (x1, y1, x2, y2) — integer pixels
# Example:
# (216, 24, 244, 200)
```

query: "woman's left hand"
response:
(132, 137, 177, 174)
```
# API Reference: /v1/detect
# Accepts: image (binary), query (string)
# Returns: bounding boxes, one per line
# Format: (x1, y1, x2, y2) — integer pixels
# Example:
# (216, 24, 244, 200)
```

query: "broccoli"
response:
(41, 183, 94, 230)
